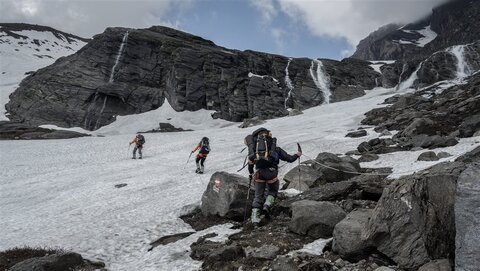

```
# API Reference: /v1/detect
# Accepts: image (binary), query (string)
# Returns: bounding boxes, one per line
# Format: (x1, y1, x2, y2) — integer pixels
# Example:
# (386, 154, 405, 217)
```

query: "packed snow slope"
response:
(0, 23, 87, 120)
(1, 82, 479, 270)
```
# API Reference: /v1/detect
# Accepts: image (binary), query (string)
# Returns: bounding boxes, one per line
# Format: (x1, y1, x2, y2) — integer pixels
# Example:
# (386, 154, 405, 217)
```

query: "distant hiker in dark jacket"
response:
(129, 133, 145, 159)
(245, 127, 301, 226)
(192, 137, 210, 174)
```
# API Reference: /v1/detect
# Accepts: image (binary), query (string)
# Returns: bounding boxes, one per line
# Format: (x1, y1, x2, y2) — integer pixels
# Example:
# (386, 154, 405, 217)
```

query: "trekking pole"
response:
(297, 143, 302, 185)
(243, 174, 253, 223)
(184, 152, 193, 169)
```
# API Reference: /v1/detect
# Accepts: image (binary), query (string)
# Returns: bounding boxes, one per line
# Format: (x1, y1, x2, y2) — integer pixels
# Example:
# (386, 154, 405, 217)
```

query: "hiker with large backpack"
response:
(129, 133, 145, 159)
(191, 137, 210, 174)
(245, 127, 301, 227)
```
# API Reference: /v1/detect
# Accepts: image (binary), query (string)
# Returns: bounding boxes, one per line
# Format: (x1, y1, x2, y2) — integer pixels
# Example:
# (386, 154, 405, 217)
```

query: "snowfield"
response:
(1, 84, 479, 270)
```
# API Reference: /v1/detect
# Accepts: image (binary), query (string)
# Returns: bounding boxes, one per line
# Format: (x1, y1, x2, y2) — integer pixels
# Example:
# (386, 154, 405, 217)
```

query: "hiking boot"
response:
(139, 157, 142, 159)
(251, 208, 261, 227)
(263, 195, 275, 218)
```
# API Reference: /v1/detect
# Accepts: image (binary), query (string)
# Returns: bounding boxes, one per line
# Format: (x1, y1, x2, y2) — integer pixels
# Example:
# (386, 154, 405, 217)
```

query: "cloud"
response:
(0, 0, 194, 38)
(256, 0, 449, 48)
(249, 0, 278, 25)
(271, 27, 286, 52)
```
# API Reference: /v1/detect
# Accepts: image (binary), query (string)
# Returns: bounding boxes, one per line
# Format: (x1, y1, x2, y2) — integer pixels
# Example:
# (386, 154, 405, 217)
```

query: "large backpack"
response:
(199, 137, 210, 154)
(136, 134, 145, 145)
(244, 127, 277, 168)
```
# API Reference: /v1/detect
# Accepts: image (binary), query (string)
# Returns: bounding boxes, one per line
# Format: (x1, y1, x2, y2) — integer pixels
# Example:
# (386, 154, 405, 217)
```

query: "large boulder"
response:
(455, 163, 480, 271)
(0, 121, 88, 140)
(312, 152, 361, 182)
(332, 209, 375, 261)
(201, 172, 253, 220)
(458, 114, 480, 137)
(283, 164, 325, 191)
(289, 200, 346, 238)
(10, 252, 84, 271)
(363, 162, 465, 269)
(418, 259, 452, 271)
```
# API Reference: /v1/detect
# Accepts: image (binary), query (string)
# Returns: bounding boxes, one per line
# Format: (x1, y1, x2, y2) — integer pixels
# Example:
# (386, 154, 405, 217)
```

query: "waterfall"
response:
(109, 31, 129, 83)
(449, 45, 471, 78)
(309, 60, 331, 104)
(284, 58, 294, 109)
(94, 96, 108, 130)
(397, 63, 422, 90)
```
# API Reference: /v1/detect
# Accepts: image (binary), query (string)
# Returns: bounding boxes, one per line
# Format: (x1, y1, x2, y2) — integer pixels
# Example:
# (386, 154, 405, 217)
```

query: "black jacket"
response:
(248, 147, 299, 174)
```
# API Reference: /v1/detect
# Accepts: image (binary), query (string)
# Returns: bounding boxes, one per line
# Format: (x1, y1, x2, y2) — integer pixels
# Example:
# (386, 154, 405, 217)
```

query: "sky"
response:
(0, 0, 449, 60)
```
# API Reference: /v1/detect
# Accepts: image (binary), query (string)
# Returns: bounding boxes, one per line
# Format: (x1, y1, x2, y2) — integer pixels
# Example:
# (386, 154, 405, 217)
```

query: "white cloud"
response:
(249, 0, 278, 25)
(257, 0, 449, 48)
(271, 27, 286, 52)
(0, 0, 194, 38)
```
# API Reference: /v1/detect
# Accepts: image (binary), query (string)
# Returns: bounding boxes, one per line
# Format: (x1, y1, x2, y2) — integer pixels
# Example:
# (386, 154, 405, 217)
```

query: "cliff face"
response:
(6, 26, 379, 130)
(351, 0, 480, 61)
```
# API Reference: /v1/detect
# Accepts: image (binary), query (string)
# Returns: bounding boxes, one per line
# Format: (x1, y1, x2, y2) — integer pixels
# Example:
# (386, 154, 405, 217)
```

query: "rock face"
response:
(351, 0, 480, 61)
(364, 162, 465, 270)
(289, 200, 346, 238)
(455, 163, 480, 271)
(200, 171, 253, 220)
(6, 26, 380, 130)
(0, 121, 88, 140)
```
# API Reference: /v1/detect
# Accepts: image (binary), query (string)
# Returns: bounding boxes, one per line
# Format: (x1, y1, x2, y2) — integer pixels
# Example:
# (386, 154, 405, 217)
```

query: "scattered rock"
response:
(289, 200, 346, 238)
(271, 255, 298, 271)
(312, 152, 361, 182)
(114, 183, 127, 188)
(288, 109, 303, 116)
(458, 114, 480, 137)
(0, 121, 88, 140)
(346, 129, 367, 138)
(244, 245, 280, 260)
(283, 164, 325, 192)
(238, 117, 266, 128)
(437, 151, 452, 159)
(149, 232, 195, 250)
(358, 153, 380, 163)
(417, 151, 439, 161)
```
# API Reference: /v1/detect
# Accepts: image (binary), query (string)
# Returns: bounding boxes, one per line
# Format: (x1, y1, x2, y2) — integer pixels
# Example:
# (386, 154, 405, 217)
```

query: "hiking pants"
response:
(133, 145, 143, 158)
(196, 156, 206, 167)
(252, 168, 279, 209)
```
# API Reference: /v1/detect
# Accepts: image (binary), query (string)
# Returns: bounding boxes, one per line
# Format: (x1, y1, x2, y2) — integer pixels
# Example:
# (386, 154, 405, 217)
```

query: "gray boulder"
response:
(201, 172, 253, 220)
(244, 245, 280, 260)
(358, 153, 380, 163)
(0, 121, 88, 140)
(437, 152, 452, 159)
(284, 164, 325, 191)
(332, 209, 374, 261)
(289, 200, 346, 238)
(238, 116, 266, 128)
(345, 129, 367, 138)
(364, 162, 464, 270)
(10, 252, 83, 271)
(312, 152, 361, 182)
(458, 114, 480, 137)
(418, 259, 452, 271)
(455, 163, 480, 271)
(417, 151, 439, 161)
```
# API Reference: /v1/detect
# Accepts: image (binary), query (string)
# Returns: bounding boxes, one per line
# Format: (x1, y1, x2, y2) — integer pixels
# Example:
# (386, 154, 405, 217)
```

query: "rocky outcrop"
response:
(363, 162, 464, 270)
(351, 0, 480, 61)
(200, 172, 253, 221)
(6, 26, 380, 130)
(0, 121, 89, 140)
(455, 162, 480, 271)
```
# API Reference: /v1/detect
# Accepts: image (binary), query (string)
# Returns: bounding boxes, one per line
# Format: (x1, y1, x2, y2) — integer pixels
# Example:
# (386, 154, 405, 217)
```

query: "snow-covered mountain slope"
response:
(0, 23, 87, 120)
(1, 82, 478, 270)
